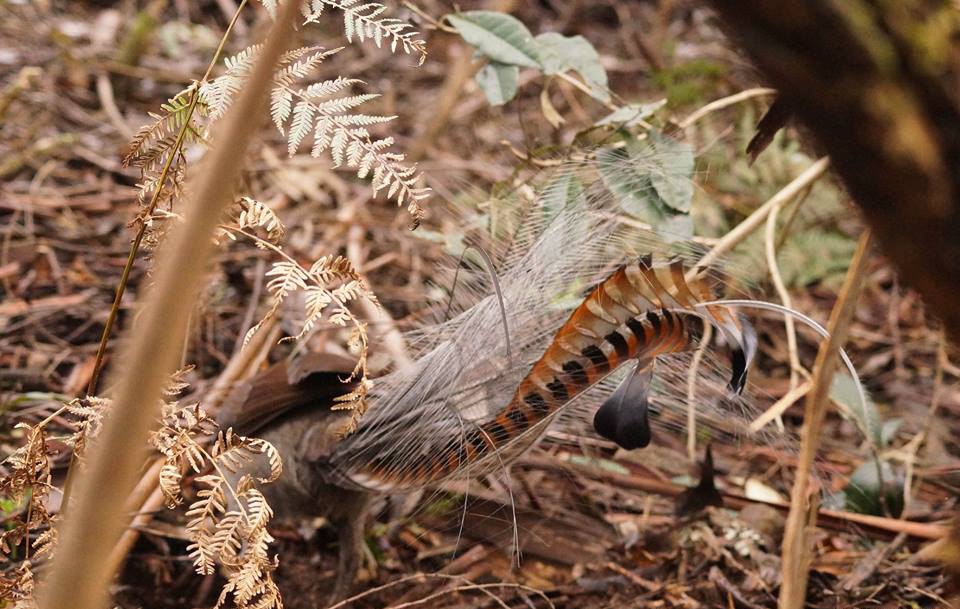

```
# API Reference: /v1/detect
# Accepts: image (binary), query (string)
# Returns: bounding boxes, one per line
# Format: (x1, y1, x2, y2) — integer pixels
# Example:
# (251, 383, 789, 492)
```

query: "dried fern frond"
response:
(274, 77, 430, 219)
(64, 396, 110, 458)
(0, 421, 57, 604)
(203, 43, 430, 222)
(220, 224, 376, 432)
(124, 86, 204, 247)
(300, 0, 427, 64)
(259, 0, 428, 63)
(0, 561, 36, 609)
(123, 85, 205, 172)
(150, 378, 284, 609)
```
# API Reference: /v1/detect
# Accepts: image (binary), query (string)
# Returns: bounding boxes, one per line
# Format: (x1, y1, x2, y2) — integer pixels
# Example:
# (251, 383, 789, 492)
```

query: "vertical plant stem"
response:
(36, 3, 297, 609)
(778, 229, 873, 609)
(63, 0, 251, 518)
(765, 193, 806, 431)
(685, 323, 712, 461)
(85, 0, 249, 398)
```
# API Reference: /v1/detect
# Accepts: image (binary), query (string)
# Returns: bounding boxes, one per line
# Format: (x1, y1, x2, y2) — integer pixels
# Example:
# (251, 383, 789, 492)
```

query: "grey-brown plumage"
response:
(216, 353, 372, 601)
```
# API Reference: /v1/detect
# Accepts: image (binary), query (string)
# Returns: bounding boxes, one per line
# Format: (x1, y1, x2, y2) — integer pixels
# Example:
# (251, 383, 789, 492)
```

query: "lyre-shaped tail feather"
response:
(338, 253, 755, 491)
(326, 158, 864, 494)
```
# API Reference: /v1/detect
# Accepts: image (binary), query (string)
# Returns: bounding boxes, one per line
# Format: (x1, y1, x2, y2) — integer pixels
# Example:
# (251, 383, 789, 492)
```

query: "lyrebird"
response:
(218, 159, 862, 599)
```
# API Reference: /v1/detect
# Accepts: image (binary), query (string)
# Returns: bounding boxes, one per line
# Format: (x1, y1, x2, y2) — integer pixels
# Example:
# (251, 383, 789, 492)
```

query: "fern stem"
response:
(67, 0, 251, 520)
(85, 0, 249, 399)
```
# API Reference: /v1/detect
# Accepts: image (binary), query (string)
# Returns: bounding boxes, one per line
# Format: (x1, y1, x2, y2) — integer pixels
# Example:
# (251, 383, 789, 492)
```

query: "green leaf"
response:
(881, 418, 903, 448)
(447, 11, 541, 68)
(776, 231, 858, 288)
(644, 132, 694, 213)
(541, 170, 586, 222)
(534, 32, 609, 101)
(597, 146, 656, 216)
(596, 100, 666, 127)
(657, 212, 694, 241)
(830, 371, 882, 447)
(475, 61, 519, 105)
(844, 460, 904, 517)
(413, 228, 466, 258)
(596, 139, 693, 241)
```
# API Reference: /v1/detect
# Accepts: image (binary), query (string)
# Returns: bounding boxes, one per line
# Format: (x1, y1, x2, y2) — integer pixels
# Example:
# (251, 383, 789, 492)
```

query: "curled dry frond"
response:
(0, 421, 57, 603)
(212, 430, 283, 484)
(0, 561, 36, 609)
(217, 197, 287, 247)
(64, 395, 110, 458)
(152, 378, 284, 609)
(236, 197, 285, 242)
(221, 239, 376, 434)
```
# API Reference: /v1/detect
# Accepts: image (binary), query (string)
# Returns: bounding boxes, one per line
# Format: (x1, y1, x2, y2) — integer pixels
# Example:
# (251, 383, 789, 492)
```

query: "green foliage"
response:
(596, 100, 666, 127)
(474, 61, 518, 106)
(776, 231, 858, 288)
(447, 10, 609, 107)
(596, 132, 694, 240)
(540, 170, 586, 223)
(446, 11, 541, 68)
(534, 32, 609, 101)
(844, 460, 905, 517)
(830, 371, 882, 447)
(652, 59, 726, 107)
(699, 116, 860, 289)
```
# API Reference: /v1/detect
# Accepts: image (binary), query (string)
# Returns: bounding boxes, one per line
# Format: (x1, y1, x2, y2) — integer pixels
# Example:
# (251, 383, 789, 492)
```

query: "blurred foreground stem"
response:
(62, 0, 250, 518)
(37, 3, 297, 609)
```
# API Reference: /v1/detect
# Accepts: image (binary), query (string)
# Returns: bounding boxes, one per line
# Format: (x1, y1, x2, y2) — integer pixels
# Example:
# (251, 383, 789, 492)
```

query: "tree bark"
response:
(706, 1, 960, 340)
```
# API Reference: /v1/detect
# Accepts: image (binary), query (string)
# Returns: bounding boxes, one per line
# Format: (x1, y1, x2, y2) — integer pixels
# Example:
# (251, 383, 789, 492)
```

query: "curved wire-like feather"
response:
(324, 158, 864, 492)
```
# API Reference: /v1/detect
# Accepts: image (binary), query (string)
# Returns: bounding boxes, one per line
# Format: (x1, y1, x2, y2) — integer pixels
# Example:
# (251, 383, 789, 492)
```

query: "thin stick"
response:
(531, 453, 947, 540)
(85, 0, 250, 398)
(685, 323, 712, 461)
(36, 4, 297, 609)
(778, 230, 873, 609)
(678, 87, 776, 129)
(899, 329, 948, 511)
(765, 193, 807, 430)
(347, 215, 413, 369)
(689, 158, 830, 281)
(749, 380, 812, 434)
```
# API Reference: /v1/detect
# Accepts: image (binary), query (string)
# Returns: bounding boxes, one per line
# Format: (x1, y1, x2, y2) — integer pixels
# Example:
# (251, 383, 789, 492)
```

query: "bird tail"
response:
(327, 154, 864, 492)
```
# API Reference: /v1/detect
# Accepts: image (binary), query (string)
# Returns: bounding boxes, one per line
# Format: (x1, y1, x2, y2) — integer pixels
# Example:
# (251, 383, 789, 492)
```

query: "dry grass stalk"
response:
(686, 157, 830, 279)
(778, 230, 874, 609)
(35, 3, 299, 609)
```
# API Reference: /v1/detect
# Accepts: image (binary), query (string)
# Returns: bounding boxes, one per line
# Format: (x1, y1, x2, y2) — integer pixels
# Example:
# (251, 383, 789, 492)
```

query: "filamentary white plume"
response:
(322, 150, 868, 492)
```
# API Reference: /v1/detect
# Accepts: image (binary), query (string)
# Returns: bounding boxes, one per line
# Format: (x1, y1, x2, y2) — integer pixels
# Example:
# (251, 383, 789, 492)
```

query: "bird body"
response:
(218, 251, 757, 598)
(218, 353, 371, 600)
(217, 157, 863, 599)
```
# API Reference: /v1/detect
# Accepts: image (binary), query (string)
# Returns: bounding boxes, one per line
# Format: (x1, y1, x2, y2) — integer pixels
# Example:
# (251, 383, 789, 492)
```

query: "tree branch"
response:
(707, 0, 960, 339)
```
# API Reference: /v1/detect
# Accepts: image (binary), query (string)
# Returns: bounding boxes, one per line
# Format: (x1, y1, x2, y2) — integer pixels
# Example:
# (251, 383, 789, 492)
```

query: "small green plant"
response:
(446, 10, 608, 107)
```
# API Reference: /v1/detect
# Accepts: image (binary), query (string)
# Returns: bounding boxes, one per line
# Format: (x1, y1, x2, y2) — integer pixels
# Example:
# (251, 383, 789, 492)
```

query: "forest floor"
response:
(1, 1, 958, 608)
